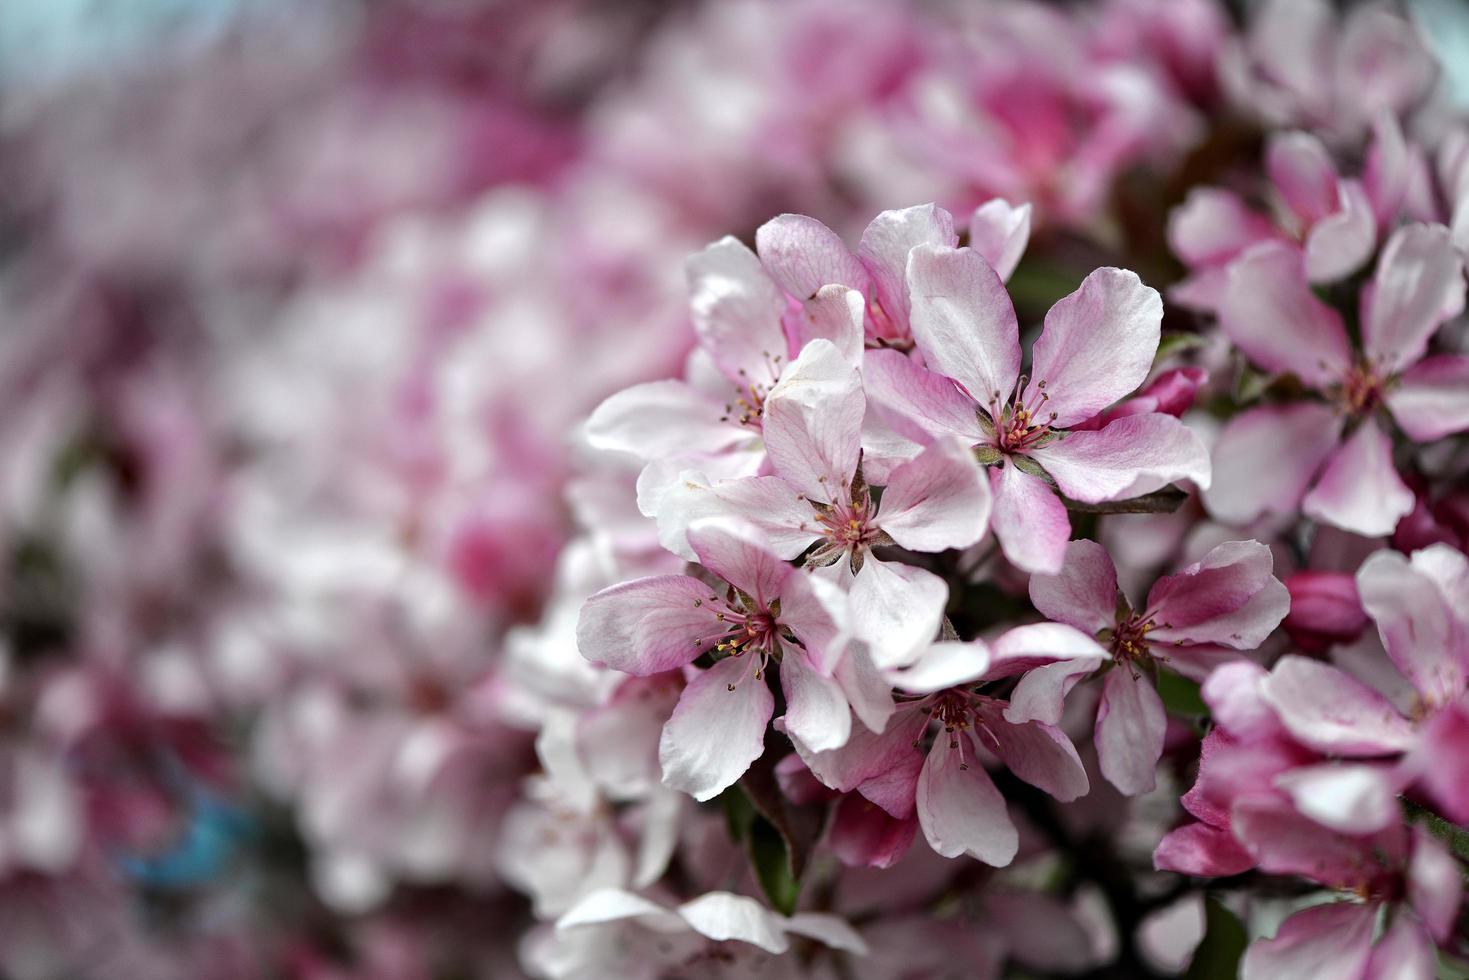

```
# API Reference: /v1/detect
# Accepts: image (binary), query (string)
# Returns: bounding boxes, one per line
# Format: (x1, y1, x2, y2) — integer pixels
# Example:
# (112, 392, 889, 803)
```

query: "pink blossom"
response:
(1258, 545, 1469, 828)
(1222, 0, 1436, 139)
(868, 246, 1210, 573)
(657, 338, 991, 668)
(578, 519, 890, 800)
(1032, 538, 1288, 794)
(793, 626, 1105, 866)
(1238, 822, 1460, 980)
(1205, 223, 1467, 535)
(1282, 570, 1369, 653)
(1169, 117, 1409, 310)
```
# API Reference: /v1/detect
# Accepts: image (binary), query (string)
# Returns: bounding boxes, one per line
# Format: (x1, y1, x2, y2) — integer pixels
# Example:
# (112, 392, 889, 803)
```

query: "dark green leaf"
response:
(719, 785, 756, 844)
(1185, 898, 1247, 980)
(740, 746, 822, 882)
(1403, 799, 1469, 867)
(1157, 668, 1209, 720)
(748, 818, 800, 916)
(1061, 485, 1188, 514)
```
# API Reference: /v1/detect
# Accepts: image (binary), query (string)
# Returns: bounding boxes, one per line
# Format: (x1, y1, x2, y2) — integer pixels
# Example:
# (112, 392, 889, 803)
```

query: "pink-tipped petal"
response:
(966, 199, 1031, 282)
(1302, 418, 1414, 536)
(1386, 354, 1469, 442)
(916, 736, 1018, 866)
(687, 520, 792, 609)
(1409, 826, 1464, 943)
(781, 651, 852, 754)
(1239, 902, 1376, 980)
(1231, 798, 1397, 889)
(1028, 538, 1119, 636)
(1364, 913, 1434, 979)
(1357, 548, 1465, 707)
(796, 708, 925, 808)
(1203, 402, 1342, 525)
(1004, 657, 1106, 726)
(850, 558, 948, 670)
(907, 243, 1021, 407)
(862, 348, 988, 447)
(857, 203, 958, 337)
(985, 714, 1089, 802)
(1030, 413, 1211, 503)
(1259, 655, 1416, 756)
(1145, 540, 1288, 649)
(1365, 112, 1409, 227)
(686, 237, 790, 383)
(1096, 668, 1167, 796)
(1168, 188, 1278, 269)
(990, 463, 1071, 575)
(1415, 701, 1469, 826)
(659, 656, 774, 801)
(790, 285, 866, 366)
(763, 339, 865, 503)
(1153, 822, 1255, 877)
(878, 435, 992, 552)
(577, 575, 721, 676)
(830, 795, 918, 870)
(1267, 131, 1339, 225)
(1219, 241, 1353, 387)
(755, 213, 869, 300)
(1029, 268, 1163, 428)
(1274, 763, 1403, 834)
(1303, 180, 1376, 283)
(1363, 223, 1467, 373)
(586, 381, 742, 460)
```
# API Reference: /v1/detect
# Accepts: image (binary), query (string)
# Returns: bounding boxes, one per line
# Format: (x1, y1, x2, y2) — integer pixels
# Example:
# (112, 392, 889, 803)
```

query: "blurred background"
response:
(0, 0, 1466, 977)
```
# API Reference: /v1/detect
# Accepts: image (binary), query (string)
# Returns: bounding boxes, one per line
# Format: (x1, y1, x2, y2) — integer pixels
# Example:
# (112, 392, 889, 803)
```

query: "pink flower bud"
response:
(1282, 571, 1368, 653)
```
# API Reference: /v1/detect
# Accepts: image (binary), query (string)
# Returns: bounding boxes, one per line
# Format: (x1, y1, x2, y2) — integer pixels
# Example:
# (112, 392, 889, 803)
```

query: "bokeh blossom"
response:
(2, 0, 1468, 977)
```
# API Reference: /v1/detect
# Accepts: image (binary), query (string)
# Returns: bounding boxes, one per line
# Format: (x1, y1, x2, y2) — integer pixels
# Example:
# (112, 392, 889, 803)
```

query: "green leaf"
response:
(1403, 799, 1469, 867)
(1061, 485, 1188, 514)
(748, 817, 801, 916)
(719, 785, 756, 844)
(1156, 668, 1209, 720)
(1438, 950, 1469, 980)
(1155, 331, 1207, 364)
(1185, 898, 1248, 980)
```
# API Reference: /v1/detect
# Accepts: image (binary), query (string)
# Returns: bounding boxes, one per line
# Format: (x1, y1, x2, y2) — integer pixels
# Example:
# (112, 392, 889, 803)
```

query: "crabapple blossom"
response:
(867, 244, 1210, 573)
(658, 338, 991, 668)
(1031, 538, 1289, 794)
(6, 1, 1469, 976)
(578, 519, 890, 800)
(792, 626, 1106, 866)
(1205, 223, 1467, 535)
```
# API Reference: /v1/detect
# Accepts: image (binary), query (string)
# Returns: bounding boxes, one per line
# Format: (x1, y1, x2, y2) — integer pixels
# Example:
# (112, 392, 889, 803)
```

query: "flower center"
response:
(991, 376, 1058, 454)
(814, 492, 877, 550)
(720, 352, 784, 430)
(709, 592, 785, 690)
(1111, 614, 1156, 662)
(1337, 361, 1386, 417)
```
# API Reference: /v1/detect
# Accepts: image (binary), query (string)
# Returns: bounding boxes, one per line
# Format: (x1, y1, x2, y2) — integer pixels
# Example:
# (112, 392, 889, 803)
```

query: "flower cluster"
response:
(0, 0, 1467, 977)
